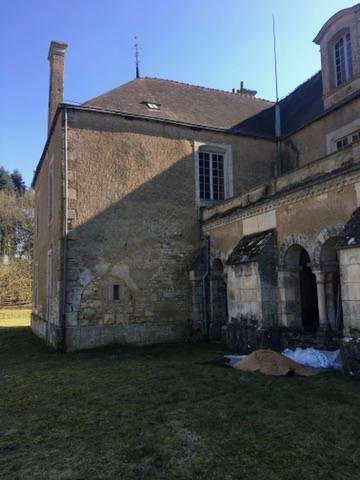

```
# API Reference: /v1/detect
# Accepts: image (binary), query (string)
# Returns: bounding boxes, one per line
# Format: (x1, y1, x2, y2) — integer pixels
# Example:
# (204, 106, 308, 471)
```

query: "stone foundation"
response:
(31, 313, 62, 349)
(223, 317, 280, 354)
(65, 321, 190, 351)
(222, 318, 342, 354)
(340, 336, 360, 375)
(281, 328, 341, 350)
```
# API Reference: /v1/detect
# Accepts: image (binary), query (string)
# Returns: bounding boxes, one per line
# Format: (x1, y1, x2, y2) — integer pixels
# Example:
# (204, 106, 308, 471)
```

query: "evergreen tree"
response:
(0, 167, 13, 191)
(11, 170, 26, 195)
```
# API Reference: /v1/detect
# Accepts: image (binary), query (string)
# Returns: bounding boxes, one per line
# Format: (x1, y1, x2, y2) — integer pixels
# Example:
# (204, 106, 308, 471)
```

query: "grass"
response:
(1, 326, 360, 479)
(0, 307, 31, 327)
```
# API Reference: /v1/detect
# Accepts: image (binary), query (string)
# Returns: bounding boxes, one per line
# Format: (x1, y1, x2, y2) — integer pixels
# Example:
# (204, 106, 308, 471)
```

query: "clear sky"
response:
(0, 0, 355, 186)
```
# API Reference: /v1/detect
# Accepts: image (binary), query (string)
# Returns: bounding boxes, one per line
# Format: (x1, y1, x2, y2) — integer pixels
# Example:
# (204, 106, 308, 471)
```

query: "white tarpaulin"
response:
(281, 347, 342, 370)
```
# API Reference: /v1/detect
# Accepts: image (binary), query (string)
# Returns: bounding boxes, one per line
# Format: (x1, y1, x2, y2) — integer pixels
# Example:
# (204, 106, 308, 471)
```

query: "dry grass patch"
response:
(0, 308, 31, 327)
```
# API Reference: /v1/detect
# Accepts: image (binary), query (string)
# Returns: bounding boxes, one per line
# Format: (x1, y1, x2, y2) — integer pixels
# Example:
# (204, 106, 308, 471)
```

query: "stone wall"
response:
(31, 114, 65, 347)
(60, 109, 275, 349)
(203, 136, 360, 356)
(284, 97, 360, 166)
(339, 246, 360, 335)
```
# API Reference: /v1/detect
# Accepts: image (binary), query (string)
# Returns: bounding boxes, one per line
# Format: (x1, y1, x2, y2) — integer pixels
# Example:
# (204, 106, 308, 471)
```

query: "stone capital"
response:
(312, 270, 326, 283)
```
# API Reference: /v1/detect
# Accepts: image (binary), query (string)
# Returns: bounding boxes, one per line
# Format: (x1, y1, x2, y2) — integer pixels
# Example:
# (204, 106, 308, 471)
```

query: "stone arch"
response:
(279, 234, 315, 267)
(313, 224, 344, 266)
(279, 243, 319, 332)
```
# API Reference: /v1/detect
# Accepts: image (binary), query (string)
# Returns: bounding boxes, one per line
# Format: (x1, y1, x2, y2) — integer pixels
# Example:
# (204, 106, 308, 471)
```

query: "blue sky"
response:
(0, 0, 355, 186)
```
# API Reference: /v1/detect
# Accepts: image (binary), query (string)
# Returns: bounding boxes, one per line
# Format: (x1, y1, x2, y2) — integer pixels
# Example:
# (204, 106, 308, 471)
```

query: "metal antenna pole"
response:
(273, 15, 282, 176)
(273, 15, 279, 103)
(134, 36, 141, 79)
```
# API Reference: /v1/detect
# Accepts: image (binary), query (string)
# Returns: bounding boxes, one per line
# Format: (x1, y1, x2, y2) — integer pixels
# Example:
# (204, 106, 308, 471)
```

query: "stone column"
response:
(325, 272, 336, 330)
(313, 270, 328, 329)
(339, 246, 360, 336)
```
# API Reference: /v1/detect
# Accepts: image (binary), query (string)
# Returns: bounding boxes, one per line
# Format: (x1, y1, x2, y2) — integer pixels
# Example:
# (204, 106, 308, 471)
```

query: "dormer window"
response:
(144, 102, 160, 110)
(334, 32, 353, 86)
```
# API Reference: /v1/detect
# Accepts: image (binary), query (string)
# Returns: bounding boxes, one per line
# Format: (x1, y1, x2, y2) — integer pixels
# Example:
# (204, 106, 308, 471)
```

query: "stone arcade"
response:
(32, 5, 360, 373)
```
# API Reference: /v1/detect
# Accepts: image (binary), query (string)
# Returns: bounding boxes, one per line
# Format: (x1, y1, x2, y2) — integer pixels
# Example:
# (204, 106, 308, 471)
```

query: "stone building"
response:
(32, 4, 360, 372)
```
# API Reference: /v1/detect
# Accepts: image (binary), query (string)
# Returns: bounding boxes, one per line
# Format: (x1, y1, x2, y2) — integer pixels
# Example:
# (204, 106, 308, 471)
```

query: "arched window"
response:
(334, 32, 353, 86)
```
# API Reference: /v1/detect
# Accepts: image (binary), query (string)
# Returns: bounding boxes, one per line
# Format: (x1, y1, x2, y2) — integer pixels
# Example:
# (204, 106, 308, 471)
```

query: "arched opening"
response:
(282, 244, 319, 332)
(209, 259, 228, 341)
(320, 237, 343, 331)
(299, 249, 319, 332)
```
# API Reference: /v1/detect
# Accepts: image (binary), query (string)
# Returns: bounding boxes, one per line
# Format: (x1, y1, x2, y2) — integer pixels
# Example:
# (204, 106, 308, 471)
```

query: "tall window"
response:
(199, 151, 224, 201)
(334, 33, 353, 86)
(48, 164, 53, 223)
(34, 262, 39, 309)
(47, 250, 53, 321)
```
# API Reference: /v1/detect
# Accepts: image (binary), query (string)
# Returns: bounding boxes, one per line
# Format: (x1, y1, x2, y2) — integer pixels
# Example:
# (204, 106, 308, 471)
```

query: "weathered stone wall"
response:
(284, 97, 360, 166)
(203, 138, 360, 352)
(227, 262, 261, 322)
(32, 114, 64, 346)
(59, 109, 276, 350)
(339, 246, 360, 336)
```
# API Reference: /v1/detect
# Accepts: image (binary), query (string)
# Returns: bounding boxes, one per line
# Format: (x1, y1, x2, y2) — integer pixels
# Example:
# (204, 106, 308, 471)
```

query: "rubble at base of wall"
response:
(281, 328, 341, 351)
(340, 336, 360, 376)
(223, 317, 281, 354)
(222, 317, 343, 356)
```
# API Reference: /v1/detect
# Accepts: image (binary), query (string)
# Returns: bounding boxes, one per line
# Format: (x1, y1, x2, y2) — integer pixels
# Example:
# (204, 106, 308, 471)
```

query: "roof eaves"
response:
(31, 105, 64, 188)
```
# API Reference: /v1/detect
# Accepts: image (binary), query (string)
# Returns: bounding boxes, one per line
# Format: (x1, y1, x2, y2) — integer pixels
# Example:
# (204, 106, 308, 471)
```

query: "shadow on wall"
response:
(54, 142, 203, 349)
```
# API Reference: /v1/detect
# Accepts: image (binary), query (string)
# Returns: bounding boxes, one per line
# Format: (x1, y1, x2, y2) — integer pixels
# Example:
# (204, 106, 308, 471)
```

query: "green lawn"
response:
(1, 328, 360, 480)
(0, 308, 31, 327)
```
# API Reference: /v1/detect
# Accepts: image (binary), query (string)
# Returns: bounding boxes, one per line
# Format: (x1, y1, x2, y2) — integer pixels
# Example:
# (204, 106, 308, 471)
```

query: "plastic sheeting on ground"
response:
(223, 354, 247, 366)
(281, 347, 342, 370)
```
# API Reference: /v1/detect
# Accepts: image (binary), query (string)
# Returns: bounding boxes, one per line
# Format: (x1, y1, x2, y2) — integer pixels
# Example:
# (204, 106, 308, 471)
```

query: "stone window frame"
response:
(194, 141, 233, 207)
(326, 119, 360, 154)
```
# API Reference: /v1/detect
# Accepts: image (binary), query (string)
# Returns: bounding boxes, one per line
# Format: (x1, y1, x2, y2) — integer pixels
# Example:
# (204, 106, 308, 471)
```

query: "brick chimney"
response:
(48, 41, 68, 133)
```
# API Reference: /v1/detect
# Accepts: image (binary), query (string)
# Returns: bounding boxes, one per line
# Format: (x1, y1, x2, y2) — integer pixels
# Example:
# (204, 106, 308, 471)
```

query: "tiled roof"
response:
(83, 77, 273, 131)
(226, 230, 274, 265)
(233, 71, 324, 139)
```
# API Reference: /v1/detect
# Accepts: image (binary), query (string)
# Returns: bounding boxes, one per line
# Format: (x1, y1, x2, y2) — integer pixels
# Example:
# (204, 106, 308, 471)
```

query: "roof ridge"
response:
(279, 70, 322, 103)
(141, 76, 273, 104)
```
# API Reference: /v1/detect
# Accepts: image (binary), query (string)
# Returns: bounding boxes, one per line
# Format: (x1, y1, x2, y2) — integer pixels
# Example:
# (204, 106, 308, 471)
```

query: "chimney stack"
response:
(48, 41, 68, 133)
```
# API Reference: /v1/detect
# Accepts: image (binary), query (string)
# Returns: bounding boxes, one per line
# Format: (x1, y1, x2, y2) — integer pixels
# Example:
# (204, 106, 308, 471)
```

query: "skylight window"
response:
(144, 102, 160, 110)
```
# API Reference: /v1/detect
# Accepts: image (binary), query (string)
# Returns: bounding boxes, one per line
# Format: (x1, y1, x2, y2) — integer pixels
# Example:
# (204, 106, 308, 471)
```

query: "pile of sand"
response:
(232, 349, 320, 376)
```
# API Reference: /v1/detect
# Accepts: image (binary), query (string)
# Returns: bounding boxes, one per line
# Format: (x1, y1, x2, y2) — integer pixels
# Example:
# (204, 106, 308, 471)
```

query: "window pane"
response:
(346, 33, 353, 79)
(211, 153, 224, 201)
(335, 37, 346, 86)
(199, 151, 210, 200)
(113, 284, 120, 301)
